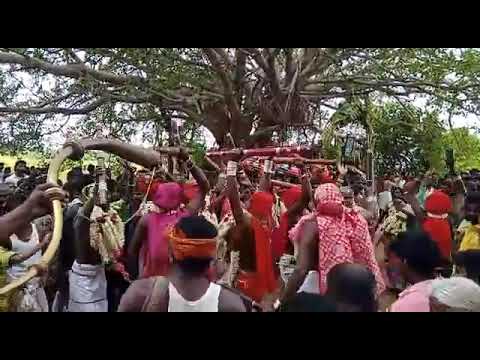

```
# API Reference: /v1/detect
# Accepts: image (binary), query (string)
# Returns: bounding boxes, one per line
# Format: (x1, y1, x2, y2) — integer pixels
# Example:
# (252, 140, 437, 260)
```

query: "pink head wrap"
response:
(152, 182, 183, 210)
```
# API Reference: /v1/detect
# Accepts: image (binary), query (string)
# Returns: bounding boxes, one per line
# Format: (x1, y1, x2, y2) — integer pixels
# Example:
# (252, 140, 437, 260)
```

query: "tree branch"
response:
(0, 98, 109, 116)
(201, 48, 242, 124)
(0, 51, 146, 86)
(242, 48, 282, 99)
(63, 48, 83, 64)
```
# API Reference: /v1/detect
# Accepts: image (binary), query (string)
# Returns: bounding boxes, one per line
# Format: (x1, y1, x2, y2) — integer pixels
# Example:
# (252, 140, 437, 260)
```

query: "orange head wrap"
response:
(167, 226, 217, 261)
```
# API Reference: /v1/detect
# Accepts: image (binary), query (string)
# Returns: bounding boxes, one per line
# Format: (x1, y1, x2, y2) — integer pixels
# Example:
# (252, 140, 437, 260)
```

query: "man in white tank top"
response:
(119, 215, 247, 312)
(0, 183, 65, 311)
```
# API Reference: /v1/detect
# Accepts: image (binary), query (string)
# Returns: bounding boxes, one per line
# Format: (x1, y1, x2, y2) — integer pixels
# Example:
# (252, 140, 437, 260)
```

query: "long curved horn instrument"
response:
(0, 138, 177, 295)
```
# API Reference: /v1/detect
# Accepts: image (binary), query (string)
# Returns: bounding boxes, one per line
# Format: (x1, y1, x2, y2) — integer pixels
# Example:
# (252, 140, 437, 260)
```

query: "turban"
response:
(167, 226, 216, 261)
(249, 191, 274, 220)
(153, 182, 183, 210)
(425, 191, 452, 215)
(280, 186, 302, 209)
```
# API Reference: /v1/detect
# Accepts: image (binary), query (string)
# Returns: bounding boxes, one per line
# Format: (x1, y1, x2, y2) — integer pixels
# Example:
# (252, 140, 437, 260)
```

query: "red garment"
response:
(249, 191, 274, 224)
(423, 191, 453, 260)
(183, 182, 199, 202)
(236, 216, 277, 302)
(425, 191, 452, 214)
(280, 186, 302, 209)
(136, 175, 149, 194)
(232, 192, 276, 302)
(289, 184, 385, 295)
(271, 213, 290, 262)
(423, 218, 452, 260)
(271, 187, 302, 262)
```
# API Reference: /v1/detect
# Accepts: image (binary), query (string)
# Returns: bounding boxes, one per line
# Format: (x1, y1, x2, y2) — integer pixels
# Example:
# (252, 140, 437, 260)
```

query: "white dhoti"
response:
(68, 261, 107, 312)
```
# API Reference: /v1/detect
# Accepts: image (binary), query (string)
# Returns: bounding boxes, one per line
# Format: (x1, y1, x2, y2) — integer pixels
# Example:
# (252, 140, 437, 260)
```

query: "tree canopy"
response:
(441, 128, 480, 171)
(1, 48, 480, 154)
(372, 103, 445, 175)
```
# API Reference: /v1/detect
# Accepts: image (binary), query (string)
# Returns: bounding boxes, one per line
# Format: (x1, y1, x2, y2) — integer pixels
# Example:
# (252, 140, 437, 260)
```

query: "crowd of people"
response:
(1, 149, 480, 312)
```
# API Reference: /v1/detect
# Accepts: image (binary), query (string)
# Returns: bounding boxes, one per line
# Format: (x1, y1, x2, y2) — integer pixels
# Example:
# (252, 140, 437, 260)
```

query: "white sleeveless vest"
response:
(168, 282, 221, 312)
(7, 223, 41, 280)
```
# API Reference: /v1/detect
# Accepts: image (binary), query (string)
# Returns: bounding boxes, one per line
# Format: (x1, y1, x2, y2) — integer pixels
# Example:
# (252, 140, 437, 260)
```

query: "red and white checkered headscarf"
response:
(290, 183, 385, 295)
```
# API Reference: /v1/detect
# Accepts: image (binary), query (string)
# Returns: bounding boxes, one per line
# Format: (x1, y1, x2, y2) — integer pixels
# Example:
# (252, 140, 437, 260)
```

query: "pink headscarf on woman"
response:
(141, 182, 190, 278)
(289, 183, 385, 295)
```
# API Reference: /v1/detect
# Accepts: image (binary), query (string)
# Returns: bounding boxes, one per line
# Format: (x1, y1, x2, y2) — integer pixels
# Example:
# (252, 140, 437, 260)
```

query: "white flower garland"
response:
(89, 206, 125, 264)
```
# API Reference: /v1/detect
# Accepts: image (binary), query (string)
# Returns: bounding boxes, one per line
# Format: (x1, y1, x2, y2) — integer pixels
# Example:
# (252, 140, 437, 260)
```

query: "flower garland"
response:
(89, 206, 129, 281)
(382, 205, 408, 237)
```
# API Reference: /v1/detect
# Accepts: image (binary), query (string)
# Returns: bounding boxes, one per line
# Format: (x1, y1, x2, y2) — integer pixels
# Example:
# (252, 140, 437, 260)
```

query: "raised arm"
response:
(128, 214, 148, 271)
(210, 188, 227, 214)
(204, 155, 222, 174)
(336, 162, 348, 187)
(259, 159, 274, 193)
(226, 161, 247, 226)
(286, 172, 312, 224)
(279, 219, 318, 306)
(403, 180, 425, 223)
(178, 149, 210, 215)
(0, 183, 64, 248)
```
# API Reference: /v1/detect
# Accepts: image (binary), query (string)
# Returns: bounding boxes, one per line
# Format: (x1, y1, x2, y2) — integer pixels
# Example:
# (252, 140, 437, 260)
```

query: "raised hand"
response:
(337, 162, 348, 177)
(40, 232, 52, 249)
(25, 183, 66, 219)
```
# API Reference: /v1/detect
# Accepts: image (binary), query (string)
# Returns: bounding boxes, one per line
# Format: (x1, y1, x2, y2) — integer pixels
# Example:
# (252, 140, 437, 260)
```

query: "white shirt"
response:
(378, 191, 393, 211)
(7, 223, 41, 280)
(4, 174, 26, 187)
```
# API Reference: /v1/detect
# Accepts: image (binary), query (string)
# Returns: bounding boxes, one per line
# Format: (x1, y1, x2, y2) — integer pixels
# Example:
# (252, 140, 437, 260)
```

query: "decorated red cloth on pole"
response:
(206, 146, 312, 158)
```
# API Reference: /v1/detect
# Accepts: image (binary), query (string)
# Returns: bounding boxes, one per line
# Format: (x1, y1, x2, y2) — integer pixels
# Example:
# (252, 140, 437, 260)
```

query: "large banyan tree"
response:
(1, 48, 480, 151)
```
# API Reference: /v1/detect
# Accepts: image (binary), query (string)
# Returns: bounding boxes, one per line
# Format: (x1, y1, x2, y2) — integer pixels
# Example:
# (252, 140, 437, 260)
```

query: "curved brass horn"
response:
(0, 138, 169, 295)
